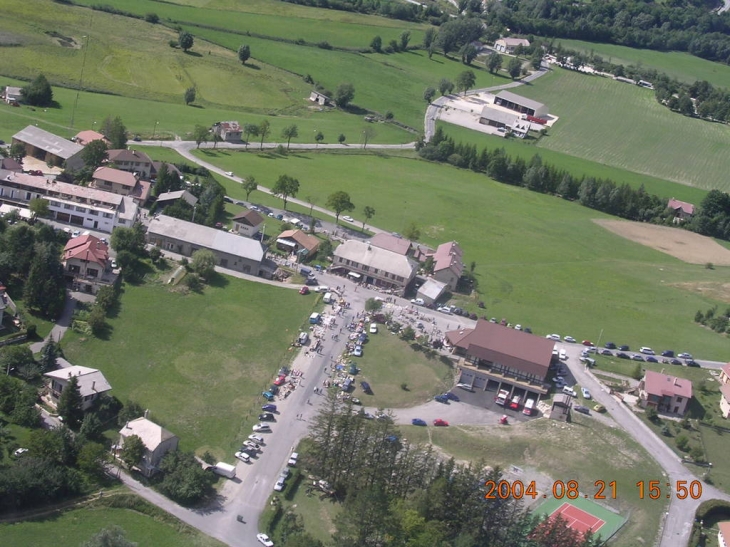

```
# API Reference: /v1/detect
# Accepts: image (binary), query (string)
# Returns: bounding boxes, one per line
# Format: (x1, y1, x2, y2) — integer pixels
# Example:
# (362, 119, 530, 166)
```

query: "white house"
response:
(44, 362, 112, 411)
(332, 239, 417, 291)
(118, 416, 179, 477)
(494, 38, 530, 54)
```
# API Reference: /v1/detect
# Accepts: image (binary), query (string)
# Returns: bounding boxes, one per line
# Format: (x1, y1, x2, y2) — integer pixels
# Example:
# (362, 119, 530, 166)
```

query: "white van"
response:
(562, 386, 577, 397)
(323, 292, 333, 304)
(211, 462, 237, 479)
(559, 349, 567, 361)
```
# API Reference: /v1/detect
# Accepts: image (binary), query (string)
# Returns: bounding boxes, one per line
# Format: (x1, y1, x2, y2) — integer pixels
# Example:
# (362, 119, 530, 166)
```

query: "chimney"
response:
(125, 422, 130, 429)
(144, 409, 149, 419)
(92, 381, 95, 391)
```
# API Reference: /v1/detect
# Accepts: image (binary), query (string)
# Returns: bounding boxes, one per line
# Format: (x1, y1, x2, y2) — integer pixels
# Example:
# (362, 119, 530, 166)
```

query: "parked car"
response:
(686, 360, 701, 368)
(639, 347, 655, 355)
(243, 440, 261, 450)
(288, 452, 298, 466)
(273, 375, 287, 386)
(369, 323, 378, 334)
(248, 434, 265, 444)
(646, 356, 659, 363)
(524, 327, 533, 333)
(434, 394, 449, 404)
(253, 423, 271, 432)
(632, 354, 644, 361)
(619, 345, 630, 351)
(257, 533, 274, 547)
(305, 278, 318, 286)
(262, 391, 275, 401)
(456, 383, 473, 391)
(437, 306, 453, 315)
(574, 405, 590, 414)
(616, 352, 630, 359)
(261, 404, 277, 412)
(235, 451, 251, 463)
(605, 342, 617, 349)
(661, 350, 675, 357)
(342, 215, 354, 222)
(547, 334, 561, 341)
(600, 349, 613, 356)
(444, 392, 460, 402)
(562, 386, 577, 397)
(581, 387, 592, 399)
(433, 419, 449, 426)
(258, 413, 275, 421)
(564, 336, 576, 343)
(559, 349, 567, 360)
(360, 381, 371, 393)
(593, 404, 606, 413)
(509, 395, 522, 410)
(273, 477, 286, 492)
(411, 298, 425, 306)
(13, 448, 28, 457)
(352, 345, 363, 357)
(299, 286, 310, 295)
(670, 358, 682, 365)
(412, 418, 427, 426)
(678, 352, 693, 359)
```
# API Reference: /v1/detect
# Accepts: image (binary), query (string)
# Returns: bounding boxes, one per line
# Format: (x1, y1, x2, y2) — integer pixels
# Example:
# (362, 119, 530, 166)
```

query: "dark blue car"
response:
(434, 394, 449, 404)
(360, 381, 372, 393)
(444, 392, 460, 402)
(412, 418, 427, 426)
(261, 404, 277, 412)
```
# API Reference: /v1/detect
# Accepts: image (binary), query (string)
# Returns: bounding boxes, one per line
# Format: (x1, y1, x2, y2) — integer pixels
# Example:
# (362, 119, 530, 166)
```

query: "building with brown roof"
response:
(667, 198, 695, 221)
(233, 209, 265, 238)
(332, 239, 418, 291)
(73, 130, 110, 147)
(213, 121, 242, 142)
(370, 233, 413, 256)
(446, 320, 554, 399)
(430, 241, 464, 290)
(0, 158, 23, 172)
(62, 234, 116, 293)
(276, 229, 320, 256)
(107, 149, 153, 179)
(92, 166, 151, 205)
(639, 370, 693, 416)
(718, 521, 730, 547)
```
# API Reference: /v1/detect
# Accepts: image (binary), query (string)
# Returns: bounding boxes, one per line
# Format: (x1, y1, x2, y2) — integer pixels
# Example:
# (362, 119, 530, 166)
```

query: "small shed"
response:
(309, 91, 331, 106)
(417, 278, 448, 306)
(549, 394, 571, 422)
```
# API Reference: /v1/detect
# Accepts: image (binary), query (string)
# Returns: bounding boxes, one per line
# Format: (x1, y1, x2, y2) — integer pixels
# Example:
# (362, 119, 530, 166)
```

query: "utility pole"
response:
(70, 34, 90, 129)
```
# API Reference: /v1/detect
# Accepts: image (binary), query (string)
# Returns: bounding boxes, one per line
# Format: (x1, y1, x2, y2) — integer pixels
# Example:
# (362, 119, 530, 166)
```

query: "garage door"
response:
(472, 375, 487, 390)
(459, 371, 475, 385)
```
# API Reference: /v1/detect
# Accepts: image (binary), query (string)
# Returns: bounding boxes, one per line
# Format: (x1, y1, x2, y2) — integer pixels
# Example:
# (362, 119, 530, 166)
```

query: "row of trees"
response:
(694, 305, 730, 335)
(280, 0, 442, 23)
(299, 390, 600, 546)
(369, 31, 411, 53)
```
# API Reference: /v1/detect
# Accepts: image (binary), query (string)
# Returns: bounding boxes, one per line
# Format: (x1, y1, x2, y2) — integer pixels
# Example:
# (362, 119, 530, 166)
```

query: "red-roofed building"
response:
(232, 209, 264, 238)
(92, 166, 151, 205)
(718, 521, 730, 547)
(639, 370, 693, 416)
(719, 363, 730, 385)
(74, 130, 110, 147)
(213, 121, 242, 142)
(370, 233, 412, 256)
(446, 319, 554, 399)
(667, 198, 695, 221)
(62, 235, 114, 293)
(719, 363, 730, 418)
(430, 241, 464, 290)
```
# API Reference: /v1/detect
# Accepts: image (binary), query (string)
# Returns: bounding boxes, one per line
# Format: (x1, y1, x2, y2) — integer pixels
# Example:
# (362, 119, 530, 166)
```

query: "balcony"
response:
(458, 357, 549, 394)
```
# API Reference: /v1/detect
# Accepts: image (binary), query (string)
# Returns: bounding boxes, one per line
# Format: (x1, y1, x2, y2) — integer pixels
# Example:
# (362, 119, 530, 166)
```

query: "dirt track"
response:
(595, 219, 730, 266)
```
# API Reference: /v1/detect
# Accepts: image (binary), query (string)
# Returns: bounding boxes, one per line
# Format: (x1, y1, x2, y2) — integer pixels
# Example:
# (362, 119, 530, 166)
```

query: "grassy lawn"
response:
(349, 332, 454, 408)
(516, 69, 730, 190)
(0, 501, 225, 547)
(61, 273, 318, 457)
(549, 38, 730, 89)
(435, 122, 710, 206)
(190, 149, 730, 361)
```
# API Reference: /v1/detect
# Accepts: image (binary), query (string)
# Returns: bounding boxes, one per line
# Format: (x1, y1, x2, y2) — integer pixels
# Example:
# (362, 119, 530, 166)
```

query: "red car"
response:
(299, 286, 310, 295)
(273, 375, 287, 386)
(582, 340, 594, 346)
(433, 419, 449, 427)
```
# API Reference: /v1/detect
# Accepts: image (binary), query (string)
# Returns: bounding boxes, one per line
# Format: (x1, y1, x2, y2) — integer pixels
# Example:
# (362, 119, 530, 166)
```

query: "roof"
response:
(216, 121, 241, 132)
(63, 234, 109, 266)
(74, 130, 108, 147)
(418, 278, 447, 300)
(480, 106, 520, 126)
(233, 208, 264, 227)
(5, 86, 22, 96)
(0, 157, 23, 171)
(334, 240, 418, 279)
(496, 90, 546, 113)
(157, 189, 198, 207)
(119, 417, 177, 451)
(667, 198, 695, 215)
(147, 215, 265, 262)
(723, 362, 730, 378)
(497, 38, 530, 46)
(152, 162, 182, 178)
(12, 125, 83, 159)
(719, 522, 730, 545)
(643, 370, 693, 399)
(117, 196, 139, 222)
(370, 233, 412, 255)
(45, 365, 112, 398)
(0, 170, 124, 207)
(277, 229, 319, 253)
(447, 320, 554, 379)
(432, 241, 464, 277)
(107, 148, 152, 165)
(93, 166, 137, 187)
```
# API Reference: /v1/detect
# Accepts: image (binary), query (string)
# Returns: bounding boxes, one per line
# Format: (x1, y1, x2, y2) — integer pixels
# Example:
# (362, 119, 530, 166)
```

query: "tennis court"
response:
(533, 496, 627, 541)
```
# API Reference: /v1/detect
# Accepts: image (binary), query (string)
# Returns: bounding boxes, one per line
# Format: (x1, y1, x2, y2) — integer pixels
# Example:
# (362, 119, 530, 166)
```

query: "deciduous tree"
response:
(282, 124, 299, 150)
(191, 249, 216, 279)
(508, 57, 522, 79)
(184, 87, 196, 106)
(81, 139, 108, 169)
(400, 31, 411, 51)
(370, 36, 382, 52)
(120, 434, 146, 469)
(24, 242, 66, 318)
(335, 83, 355, 108)
(238, 44, 251, 64)
(82, 525, 137, 547)
(362, 205, 375, 231)
(438, 78, 454, 96)
(21, 74, 53, 106)
(456, 70, 476, 94)
(193, 125, 209, 148)
(178, 31, 194, 52)
(423, 86, 436, 103)
(272, 175, 300, 209)
(326, 191, 355, 223)
(29, 198, 49, 220)
(403, 221, 420, 241)
(243, 123, 259, 148)
(258, 120, 270, 150)
(487, 52, 503, 73)
(243, 177, 257, 201)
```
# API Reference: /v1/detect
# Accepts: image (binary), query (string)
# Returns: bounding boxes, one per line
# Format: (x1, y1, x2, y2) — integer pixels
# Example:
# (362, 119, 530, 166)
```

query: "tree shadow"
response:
(188, 104, 204, 109)
(343, 104, 369, 116)
(243, 63, 261, 70)
(207, 272, 230, 288)
(184, 51, 203, 58)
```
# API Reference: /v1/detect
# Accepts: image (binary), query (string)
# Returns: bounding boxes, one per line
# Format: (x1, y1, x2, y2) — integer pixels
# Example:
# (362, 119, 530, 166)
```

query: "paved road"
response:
(424, 66, 549, 141)
(558, 342, 730, 546)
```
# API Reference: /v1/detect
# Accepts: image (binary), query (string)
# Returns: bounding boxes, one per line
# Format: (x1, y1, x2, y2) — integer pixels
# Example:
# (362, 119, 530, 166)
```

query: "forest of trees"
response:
(418, 128, 730, 241)
(287, 390, 601, 547)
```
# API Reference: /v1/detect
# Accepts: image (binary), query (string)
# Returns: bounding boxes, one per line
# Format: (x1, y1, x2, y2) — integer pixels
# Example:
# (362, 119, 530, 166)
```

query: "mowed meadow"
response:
(189, 148, 730, 360)
(517, 69, 730, 190)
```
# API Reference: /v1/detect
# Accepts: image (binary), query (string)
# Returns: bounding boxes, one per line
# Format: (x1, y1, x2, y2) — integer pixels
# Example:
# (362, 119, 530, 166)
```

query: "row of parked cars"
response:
(552, 335, 700, 367)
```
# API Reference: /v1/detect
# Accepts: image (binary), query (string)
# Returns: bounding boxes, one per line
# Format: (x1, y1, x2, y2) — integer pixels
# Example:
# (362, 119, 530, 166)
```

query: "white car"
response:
(315, 285, 329, 293)
(235, 451, 251, 463)
(547, 334, 561, 341)
(252, 423, 271, 432)
(13, 448, 28, 457)
(288, 452, 298, 466)
(225, 171, 234, 176)
(581, 387, 592, 399)
(273, 477, 286, 491)
(411, 298, 425, 306)
(559, 349, 567, 360)
(456, 383, 473, 391)
(639, 347, 655, 355)
(257, 533, 274, 546)
(437, 306, 453, 315)
(342, 215, 354, 222)
(564, 336, 576, 343)
(243, 440, 260, 451)
(514, 324, 522, 331)
(369, 323, 378, 334)
(71, 230, 80, 238)
(248, 434, 264, 444)
(111, 259, 118, 269)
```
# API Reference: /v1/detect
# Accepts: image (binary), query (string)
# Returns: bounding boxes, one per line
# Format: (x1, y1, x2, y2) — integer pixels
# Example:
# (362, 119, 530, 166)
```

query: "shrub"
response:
(144, 12, 159, 23)
(317, 41, 332, 50)
(276, 144, 287, 155)
(169, 40, 178, 49)
(646, 406, 659, 422)
(690, 445, 705, 462)
(25, 323, 37, 338)
(676, 434, 690, 451)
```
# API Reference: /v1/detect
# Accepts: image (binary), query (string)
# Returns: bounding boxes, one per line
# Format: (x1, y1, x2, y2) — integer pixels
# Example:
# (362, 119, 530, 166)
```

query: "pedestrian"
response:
(307, 398, 311, 404)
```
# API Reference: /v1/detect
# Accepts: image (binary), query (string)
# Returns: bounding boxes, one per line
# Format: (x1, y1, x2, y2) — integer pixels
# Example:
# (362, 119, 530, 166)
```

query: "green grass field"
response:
(550, 38, 730, 89)
(187, 149, 730, 361)
(349, 332, 454, 408)
(401, 418, 666, 547)
(435, 122, 710, 205)
(516, 69, 730, 190)
(0, 501, 225, 547)
(61, 273, 317, 456)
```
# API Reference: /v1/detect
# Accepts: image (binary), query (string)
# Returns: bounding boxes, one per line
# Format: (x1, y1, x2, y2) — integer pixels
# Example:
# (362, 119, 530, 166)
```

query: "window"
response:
(676, 397, 683, 403)
(64, 204, 73, 210)
(102, 213, 113, 219)
(25, 192, 31, 200)
(118, 219, 126, 225)
(87, 210, 97, 216)
(373, 268, 379, 274)
(103, 180, 112, 187)
(362, 266, 369, 272)
(87, 268, 99, 278)
(75, 206, 86, 213)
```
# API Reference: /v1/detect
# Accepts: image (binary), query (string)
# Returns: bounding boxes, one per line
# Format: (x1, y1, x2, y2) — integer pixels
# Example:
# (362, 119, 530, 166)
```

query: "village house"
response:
(212, 121, 242, 142)
(3, 85, 22, 104)
(276, 229, 319, 257)
(117, 415, 179, 477)
(332, 239, 418, 291)
(494, 37, 530, 54)
(430, 241, 464, 291)
(107, 149, 154, 179)
(73, 130, 110, 147)
(667, 198, 695, 221)
(62, 234, 115, 293)
(639, 370, 692, 416)
(91, 166, 151, 205)
(309, 91, 332, 106)
(232, 209, 265, 238)
(44, 361, 112, 411)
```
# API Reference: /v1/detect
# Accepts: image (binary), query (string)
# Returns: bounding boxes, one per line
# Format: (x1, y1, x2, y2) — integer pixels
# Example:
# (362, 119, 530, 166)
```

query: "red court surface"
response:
(548, 502, 606, 534)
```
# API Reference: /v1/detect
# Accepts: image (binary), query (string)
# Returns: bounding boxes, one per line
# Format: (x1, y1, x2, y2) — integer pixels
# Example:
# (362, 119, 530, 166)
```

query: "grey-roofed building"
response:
(146, 214, 266, 275)
(118, 416, 179, 477)
(494, 91, 548, 119)
(479, 106, 519, 128)
(156, 190, 198, 207)
(332, 239, 417, 292)
(3, 86, 22, 104)
(11, 125, 84, 170)
(417, 278, 447, 305)
(44, 362, 112, 411)
(494, 37, 530, 53)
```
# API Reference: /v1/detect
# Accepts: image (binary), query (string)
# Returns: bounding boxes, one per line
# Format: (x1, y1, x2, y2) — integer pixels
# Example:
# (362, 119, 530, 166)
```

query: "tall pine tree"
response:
(57, 375, 84, 429)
